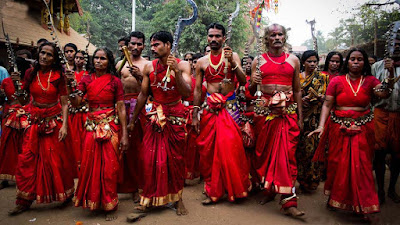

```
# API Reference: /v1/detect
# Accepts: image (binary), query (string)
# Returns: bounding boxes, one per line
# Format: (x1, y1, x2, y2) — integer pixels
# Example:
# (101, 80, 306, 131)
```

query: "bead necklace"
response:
(37, 70, 52, 92)
(346, 74, 364, 96)
(266, 52, 288, 65)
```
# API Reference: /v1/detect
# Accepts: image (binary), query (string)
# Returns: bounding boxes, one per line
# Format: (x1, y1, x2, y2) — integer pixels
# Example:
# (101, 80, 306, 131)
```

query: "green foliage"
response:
(70, 0, 251, 57)
(301, 3, 400, 54)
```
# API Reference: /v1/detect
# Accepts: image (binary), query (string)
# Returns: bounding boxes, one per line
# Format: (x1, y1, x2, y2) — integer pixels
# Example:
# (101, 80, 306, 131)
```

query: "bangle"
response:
(388, 77, 395, 81)
(231, 64, 239, 71)
(193, 106, 201, 110)
(317, 126, 324, 129)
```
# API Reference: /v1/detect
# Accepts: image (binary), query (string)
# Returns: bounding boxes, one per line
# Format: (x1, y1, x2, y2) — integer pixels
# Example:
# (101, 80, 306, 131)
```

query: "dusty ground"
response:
(0, 177, 399, 225)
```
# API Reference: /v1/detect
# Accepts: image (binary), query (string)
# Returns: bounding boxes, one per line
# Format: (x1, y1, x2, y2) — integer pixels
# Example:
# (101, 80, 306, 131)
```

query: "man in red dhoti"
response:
(183, 53, 206, 182)
(128, 31, 192, 216)
(248, 24, 304, 217)
(192, 23, 250, 205)
(116, 31, 149, 201)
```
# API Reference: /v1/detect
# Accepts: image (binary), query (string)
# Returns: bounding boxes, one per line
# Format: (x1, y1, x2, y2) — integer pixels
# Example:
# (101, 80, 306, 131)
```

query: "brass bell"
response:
(104, 124, 111, 131)
(82, 106, 87, 111)
(232, 105, 237, 111)
(178, 121, 182, 126)
(86, 124, 93, 131)
(172, 120, 176, 125)
(114, 117, 119, 124)
(228, 104, 233, 109)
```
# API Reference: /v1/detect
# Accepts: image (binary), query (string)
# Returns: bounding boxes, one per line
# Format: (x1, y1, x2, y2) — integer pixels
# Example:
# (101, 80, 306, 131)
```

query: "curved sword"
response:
(163, 0, 198, 85)
(1, 19, 17, 72)
(171, 0, 198, 55)
(225, 1, 240, 47)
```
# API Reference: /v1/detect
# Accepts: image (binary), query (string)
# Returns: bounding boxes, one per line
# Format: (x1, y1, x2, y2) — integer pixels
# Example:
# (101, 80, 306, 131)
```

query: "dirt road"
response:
(0, 179, 399, 225)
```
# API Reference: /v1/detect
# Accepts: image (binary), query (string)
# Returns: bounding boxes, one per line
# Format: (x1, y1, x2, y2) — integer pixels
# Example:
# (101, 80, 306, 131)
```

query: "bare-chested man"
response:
(115, 31, 149, 205)
(192, 23, 250, 204)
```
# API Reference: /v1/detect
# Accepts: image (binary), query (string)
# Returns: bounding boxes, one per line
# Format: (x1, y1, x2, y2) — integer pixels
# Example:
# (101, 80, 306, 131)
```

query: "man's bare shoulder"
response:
(116, 59, 124, 69)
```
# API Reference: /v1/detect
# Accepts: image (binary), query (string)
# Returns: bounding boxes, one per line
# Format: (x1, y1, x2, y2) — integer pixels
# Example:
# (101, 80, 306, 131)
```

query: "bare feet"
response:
(388, 190, 400, 203)
(126, 212, 147, 223)
(363, 213, 381, 225)
(8, 205, 30, 216)
(132, 192, 140, 204)
(201, 197, 214, 205)
(105, 211, 118, 221)
(175, 199, 188, 216)
(258, 194, 275, 205)
(133, 205, 149, 213)
(58, 196, 73, 209)
(283, 207, 305, 217)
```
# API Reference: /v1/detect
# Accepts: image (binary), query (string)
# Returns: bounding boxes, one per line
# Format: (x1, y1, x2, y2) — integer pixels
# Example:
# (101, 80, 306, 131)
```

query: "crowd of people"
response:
(0, 21, 399, 224)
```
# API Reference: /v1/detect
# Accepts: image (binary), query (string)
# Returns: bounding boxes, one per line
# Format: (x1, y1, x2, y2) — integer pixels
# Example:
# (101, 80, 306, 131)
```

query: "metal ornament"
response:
(162, 0, 198, 88)
(41, 0, 70, 70)
(2, 19, 24, 97)
(222, 1, 240, 84)
(385, 21, 400, 58)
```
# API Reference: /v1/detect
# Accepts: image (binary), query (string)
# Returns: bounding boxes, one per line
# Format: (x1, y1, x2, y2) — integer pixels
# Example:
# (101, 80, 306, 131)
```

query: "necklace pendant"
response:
(354, 93, 357, 96)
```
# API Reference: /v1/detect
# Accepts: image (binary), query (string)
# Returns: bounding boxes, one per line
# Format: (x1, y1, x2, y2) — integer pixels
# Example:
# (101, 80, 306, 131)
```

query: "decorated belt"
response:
(85, 115, 119, 132)
(201, 98, 239, 113)
(330, 111, 373, 128)
(168, 116, 186, 126)
(31, 113, 62, 124)
(69, 104, 89, 114)
(254, 103, 297, 116)
(239, 114, 254, 124)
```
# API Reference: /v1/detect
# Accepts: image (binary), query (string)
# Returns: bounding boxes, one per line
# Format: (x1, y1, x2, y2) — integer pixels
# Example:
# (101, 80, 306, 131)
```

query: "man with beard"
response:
(249, 23, 304, 217)
(372, 23, 400, 204)
(192, 23, 250, 205)
(128, 31, 191, 216)
(116, 31, 149, 203)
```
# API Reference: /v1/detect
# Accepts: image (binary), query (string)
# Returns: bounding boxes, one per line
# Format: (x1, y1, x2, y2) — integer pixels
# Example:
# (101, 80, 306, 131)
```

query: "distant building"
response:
(0, 0, 96, 69)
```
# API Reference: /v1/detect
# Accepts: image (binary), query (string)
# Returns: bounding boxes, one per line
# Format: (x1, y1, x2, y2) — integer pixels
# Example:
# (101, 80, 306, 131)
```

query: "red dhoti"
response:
(0, 104, 30, 181)
(254, 102, 299, 208)
(117, 93, 144, 193)
(197, 92, 249, 202)
(74, 109, 120, 211)
(314, 110, 380, 214)
(184, 105, 201, 180)
(139, 101, 186, 207)
(16, 104, 75, 205)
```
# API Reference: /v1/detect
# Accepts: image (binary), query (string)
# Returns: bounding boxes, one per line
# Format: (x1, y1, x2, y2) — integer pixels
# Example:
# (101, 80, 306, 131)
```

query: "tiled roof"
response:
(0, 0, 96, 53)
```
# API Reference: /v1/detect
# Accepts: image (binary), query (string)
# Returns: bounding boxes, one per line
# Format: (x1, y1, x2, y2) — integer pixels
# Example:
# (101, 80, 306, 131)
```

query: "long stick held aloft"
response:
(1, 19, 18, 73)
(41, 0, 70, 70)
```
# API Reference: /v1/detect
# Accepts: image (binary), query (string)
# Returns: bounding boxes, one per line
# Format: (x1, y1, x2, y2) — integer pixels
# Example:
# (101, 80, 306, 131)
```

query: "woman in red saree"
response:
(68, 47, 128, 221)
(0, 58, 30, 189)
(68, 50, 90, 172)
(9, 42, 75, 215)
(310, 48, 395, 222)
(321, 51, 343, 81)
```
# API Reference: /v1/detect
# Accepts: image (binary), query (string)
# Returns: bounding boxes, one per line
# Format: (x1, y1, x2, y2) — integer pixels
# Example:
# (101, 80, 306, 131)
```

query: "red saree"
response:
(314, 75, 381, 214)
(68, 70, 89, 171)
(74, 74, 123, 211)
(0, 78, 30, 181)
(16, 104, 75, 204)
(197, 92, 249, 202)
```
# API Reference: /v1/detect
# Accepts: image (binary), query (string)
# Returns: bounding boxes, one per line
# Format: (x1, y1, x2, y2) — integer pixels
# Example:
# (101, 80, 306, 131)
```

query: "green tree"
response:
(70, 0, 251, 57)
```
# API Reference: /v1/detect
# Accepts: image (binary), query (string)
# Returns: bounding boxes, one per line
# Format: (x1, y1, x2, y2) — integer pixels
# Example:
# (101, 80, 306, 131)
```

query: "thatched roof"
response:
(0, 0, 95, 53)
